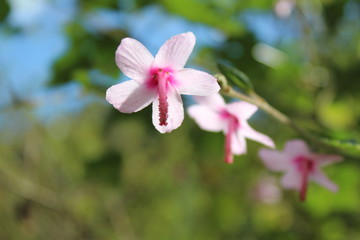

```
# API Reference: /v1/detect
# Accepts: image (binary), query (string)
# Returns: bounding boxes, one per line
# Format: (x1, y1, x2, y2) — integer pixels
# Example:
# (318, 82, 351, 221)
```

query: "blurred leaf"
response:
(323, 0, 347, 34)
(218, 62, 254, 92)
(80, 0, 119, 10)
(318, 99, 357, 130)
(160, 0, 243, 35)
(51, 23, 93, 85)
(73, 69, 91, 88)
(52, 23, 121, 85)
(321, 138, 360, 157)
(236, 0, 274, 9)
(0, 0, 10, 22)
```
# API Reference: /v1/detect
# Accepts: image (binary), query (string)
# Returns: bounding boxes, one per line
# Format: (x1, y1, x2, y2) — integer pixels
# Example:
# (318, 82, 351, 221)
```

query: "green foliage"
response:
(52, 23, 123, 86)
(218, 62, 254, 92)
(0, 0, 10, 22)
(1, 0, 360, 239)
(80, 0, 119, 10)
(160, 0, 244, 35)
(321, 138, 360, 157)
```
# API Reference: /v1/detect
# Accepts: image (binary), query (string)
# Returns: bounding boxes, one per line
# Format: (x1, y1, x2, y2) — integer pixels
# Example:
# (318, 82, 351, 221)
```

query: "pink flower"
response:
(259, 139, 343, 201)
(253, 176, 282, 204)
(106, 32, 220, 133)
(188, 93, 275, 163)
(274, 0, 295, 18)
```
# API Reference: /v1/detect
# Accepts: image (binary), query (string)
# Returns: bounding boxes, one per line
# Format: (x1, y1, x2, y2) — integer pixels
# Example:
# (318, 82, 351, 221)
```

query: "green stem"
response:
(220, 85, 317, 144)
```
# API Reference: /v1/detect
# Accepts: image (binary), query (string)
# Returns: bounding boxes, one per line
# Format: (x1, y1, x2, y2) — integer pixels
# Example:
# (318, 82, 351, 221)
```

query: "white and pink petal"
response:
(115, 38, 154, 82)
(187, 105, 225, 132)
(226, 101, 258, 120)
(176, 68, 220, 96)
(284, 140, 311, 159)
(193, 93, 226, 111)
(311, 170, 338, 192)
(281, 170, 302, 190)
(312, 154, 343, 167)
(241, 123, 275, 148)
(153, 32, 196, 70)
(152, 88, 184, 133)
(106, 80, 156, 113)
(259, 149, 291, 171)
(231, 133, 247, 155)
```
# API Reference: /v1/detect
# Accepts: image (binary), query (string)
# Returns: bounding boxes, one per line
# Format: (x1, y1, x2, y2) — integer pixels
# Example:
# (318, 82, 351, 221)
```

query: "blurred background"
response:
(0, 0, 360, 239)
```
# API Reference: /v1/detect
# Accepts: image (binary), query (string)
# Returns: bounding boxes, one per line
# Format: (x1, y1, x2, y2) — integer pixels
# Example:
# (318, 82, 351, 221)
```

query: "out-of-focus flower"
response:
(259, 139, 343, 201)
(188, 93, 275, 163)
(274, 0, 295, 18)
(106, 32, 220, 133)
(253, 176, 282, 204)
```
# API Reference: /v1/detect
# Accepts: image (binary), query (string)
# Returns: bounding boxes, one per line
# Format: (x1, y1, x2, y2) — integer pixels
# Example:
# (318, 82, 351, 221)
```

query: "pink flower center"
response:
(147, 67, 177, 126)
(220, 109, 240, 164)
(293, 155, 315, 202)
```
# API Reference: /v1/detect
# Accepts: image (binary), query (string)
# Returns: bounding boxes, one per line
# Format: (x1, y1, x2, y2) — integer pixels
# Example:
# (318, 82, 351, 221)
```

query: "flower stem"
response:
(219, 83, 316, 143)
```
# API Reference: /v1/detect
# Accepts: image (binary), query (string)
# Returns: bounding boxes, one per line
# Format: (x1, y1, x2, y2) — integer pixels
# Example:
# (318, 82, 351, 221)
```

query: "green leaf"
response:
(0, 0, 10, 22)
(217, 62, 254, 92)
(320, 138, 360, 157)
(160, 0, 243, 36)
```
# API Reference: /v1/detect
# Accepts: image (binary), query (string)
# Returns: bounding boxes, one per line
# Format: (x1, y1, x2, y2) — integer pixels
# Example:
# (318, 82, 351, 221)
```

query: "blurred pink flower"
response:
(106, 32, 220, 133)
(259, 139, 343, 201)
(274, 0, 295, 18)
(188, 93, 275, 163)
(253, 176, 282, 204)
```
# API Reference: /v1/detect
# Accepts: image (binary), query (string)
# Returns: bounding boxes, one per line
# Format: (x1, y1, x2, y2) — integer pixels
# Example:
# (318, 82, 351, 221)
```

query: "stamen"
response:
(224, 117, 237, 164)
(158, 69, 169, 126)
(295, 156, 314, 202)
(147, 67, 175, 126)
(299, 165, 309, 202)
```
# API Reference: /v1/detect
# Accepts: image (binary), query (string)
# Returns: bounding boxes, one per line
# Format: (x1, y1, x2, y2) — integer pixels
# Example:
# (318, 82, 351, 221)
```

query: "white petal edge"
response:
(176, 68, 220, 96)
(115, 38, 154, 82)
(188, 105, 225, 132)
(106, 80, 156, 113)
(153, 32, 196, 70)
(241, 123, 275, 148)
(152, 88, 184, 133)
(231, 133, 247, 155)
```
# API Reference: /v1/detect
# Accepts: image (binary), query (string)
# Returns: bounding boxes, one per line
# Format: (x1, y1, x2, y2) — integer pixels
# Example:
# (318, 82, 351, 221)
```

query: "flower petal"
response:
(231, 133, 247, 155)
(311, 170, 338, 192)
(188, 105, 225, 132)
(281, 169, 301, 190)
(115, 38, 154, 81)
(176, 68, 220, 96)
(241, 123, 275, 148)
(226, 101, 258, 120)
(106, 80, 156, 113)
(259, 149, 290, 172)
(193, 93, 226, 111)
(152, 88, 184, 133)
(312, 154, 343, 167)
(153, 32, 196, 70)
(284, 139, 311, 159)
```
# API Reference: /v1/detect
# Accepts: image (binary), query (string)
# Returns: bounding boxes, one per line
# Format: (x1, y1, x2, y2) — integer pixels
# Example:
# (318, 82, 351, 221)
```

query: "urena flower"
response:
(259, 139, 343, 201)
(106, 32, 220, 133)
(188, 93, 275, 163)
